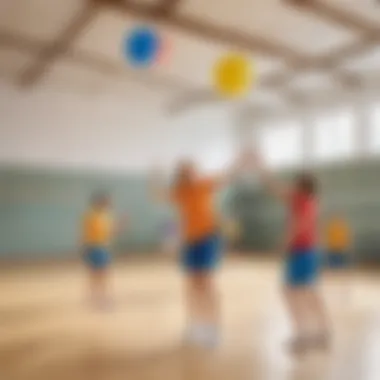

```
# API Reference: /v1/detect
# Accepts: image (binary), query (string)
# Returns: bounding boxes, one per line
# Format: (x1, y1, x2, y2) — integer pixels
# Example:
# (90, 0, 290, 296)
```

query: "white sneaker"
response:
(310, 331, 332, 351)
(286, 336, 309, 355)
(202, 325, 220, 349)
(183, 324, 204, 345)
(183, 324, 220, 348)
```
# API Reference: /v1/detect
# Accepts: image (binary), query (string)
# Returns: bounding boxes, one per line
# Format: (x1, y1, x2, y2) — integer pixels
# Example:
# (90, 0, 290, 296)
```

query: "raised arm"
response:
(79, 214, 89, 252)
(251, 151, 291, 202)
(113, 213, 129, 235)
(212, 151, 250, 188)
(149, 167, 171, 203)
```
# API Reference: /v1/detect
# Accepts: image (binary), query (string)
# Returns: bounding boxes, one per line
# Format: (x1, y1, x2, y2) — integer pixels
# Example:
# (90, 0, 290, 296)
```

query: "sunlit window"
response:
(258, 122, 303, 168)
(369, 104, 380, 154)
(311, 109, 355, 162)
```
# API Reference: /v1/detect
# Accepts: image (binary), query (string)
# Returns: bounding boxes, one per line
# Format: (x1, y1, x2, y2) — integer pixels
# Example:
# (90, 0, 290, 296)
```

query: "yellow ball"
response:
(213, 54, 254, 98)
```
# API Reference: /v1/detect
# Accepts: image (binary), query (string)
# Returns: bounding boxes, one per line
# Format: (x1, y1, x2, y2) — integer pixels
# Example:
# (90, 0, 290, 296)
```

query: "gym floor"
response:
(1, 257, 380, 380)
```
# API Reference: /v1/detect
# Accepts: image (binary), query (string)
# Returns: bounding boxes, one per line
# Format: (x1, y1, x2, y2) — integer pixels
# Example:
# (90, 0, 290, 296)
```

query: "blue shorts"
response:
(182, 233, 222, 273)
(285, 249, 320, 287)
(326, 251, 349, 269)
(84, 246, 111, 269)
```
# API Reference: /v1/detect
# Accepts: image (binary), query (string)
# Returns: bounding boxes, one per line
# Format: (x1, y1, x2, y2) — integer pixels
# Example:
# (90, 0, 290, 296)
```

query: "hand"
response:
(249, 150, 261, 168)
(237, 148, 259, 170)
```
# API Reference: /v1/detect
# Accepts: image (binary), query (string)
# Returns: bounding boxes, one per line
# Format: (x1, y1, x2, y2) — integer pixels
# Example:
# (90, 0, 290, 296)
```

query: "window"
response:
(311, 109, 355, 162)
(369, 104, 380, 154)
(258, 122, 302, 168)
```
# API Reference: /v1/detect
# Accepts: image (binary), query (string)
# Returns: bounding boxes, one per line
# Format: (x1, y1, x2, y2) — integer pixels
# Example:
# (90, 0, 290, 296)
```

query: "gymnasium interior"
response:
(1, 0, 380, 379)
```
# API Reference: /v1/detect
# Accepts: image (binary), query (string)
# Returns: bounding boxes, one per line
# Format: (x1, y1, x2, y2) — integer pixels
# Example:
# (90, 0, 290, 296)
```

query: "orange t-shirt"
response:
(172, 178, 218, 242)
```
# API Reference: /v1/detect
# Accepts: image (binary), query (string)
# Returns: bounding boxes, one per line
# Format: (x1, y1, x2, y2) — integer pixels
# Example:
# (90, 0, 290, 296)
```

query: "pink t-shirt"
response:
(289, 191, 317, 250)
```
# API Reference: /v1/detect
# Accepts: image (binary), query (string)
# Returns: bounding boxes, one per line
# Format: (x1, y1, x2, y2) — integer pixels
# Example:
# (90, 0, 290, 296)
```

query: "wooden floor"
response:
(1, 257, 380, 380)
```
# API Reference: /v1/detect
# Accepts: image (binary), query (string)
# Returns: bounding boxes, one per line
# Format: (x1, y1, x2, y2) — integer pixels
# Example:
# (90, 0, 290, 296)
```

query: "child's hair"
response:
(91, 191, 109, 207)
(295, 172, 317, 196)
(173, 160, 192, 188)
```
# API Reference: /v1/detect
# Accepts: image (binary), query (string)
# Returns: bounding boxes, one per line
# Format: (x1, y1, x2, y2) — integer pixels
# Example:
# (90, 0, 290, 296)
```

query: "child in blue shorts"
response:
(82, 192, 127, 307)
(151, 158, 246, 348)
(324, 213, 353, 302)
(253, 153, 331, 354)
(325, 213, 352, 270)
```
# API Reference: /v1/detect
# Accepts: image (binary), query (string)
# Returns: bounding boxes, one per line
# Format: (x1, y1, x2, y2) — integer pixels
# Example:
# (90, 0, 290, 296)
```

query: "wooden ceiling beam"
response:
(18, 2, 99, 86)
(0, 29, 192, 91)
(282, 0, 380, 85)
(313, 36, 377, 70)
(0, 31, 43, 53)
(308, 1, 380, 35)
(154, 0, 183, 16)
(271, 35, 378, 89)
(285, 0, 380, 35)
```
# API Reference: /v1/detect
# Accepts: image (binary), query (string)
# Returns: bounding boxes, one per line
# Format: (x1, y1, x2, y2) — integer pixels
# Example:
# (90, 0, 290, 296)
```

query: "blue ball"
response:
(124, 27, 160, 67)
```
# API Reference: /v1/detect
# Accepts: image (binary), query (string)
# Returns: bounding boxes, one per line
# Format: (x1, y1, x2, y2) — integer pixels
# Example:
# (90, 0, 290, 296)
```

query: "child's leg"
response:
(284, 287, 309, 338)
(198, 273, 220, 326)
(283, 287, 314, 354)
(183, 273, 206, 344)
(85, 247, 111, 304)
(185, 272, 220, 324)
(89, 268, 109, 301)
(305, 287, 330, 335)
(182, 234, 222, 346)
(342, 252, 355, 304)
(185, 273, 203, 325)
(329, 252, 353, 307)
(196, 271, 221, 347)
(184, 271, 221, 346)
(302, 287, 332, 351)
(333, 270, 350, 307)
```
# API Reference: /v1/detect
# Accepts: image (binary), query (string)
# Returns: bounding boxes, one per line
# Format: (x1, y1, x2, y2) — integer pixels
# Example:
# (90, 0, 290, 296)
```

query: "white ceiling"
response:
(0, 0, 379, 114)
(343, 45, 380, 71)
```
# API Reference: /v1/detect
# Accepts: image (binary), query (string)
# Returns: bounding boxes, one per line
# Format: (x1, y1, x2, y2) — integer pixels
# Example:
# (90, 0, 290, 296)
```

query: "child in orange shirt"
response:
(152, 158, 245, 348)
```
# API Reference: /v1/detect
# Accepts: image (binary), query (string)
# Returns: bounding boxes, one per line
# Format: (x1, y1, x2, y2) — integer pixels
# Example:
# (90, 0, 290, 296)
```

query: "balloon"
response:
(124, 26, 160, 67)
(213, 53, 255, 98)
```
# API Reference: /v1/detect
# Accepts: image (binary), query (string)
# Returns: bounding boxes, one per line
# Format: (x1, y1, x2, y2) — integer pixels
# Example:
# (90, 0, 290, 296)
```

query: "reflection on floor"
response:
(1, 257, 380, 380)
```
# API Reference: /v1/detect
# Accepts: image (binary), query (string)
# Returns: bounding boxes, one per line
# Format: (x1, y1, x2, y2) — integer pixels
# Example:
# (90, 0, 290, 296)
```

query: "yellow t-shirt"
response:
(326, 219, 350, 252)
(83, 209, 113, 246)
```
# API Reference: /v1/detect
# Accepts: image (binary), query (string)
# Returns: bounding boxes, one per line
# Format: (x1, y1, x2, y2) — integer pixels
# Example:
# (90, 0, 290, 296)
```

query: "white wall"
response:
(0, 82, 236, 173)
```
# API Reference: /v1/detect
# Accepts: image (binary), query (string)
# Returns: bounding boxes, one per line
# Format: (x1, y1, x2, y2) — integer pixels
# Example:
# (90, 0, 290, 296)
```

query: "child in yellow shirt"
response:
(325, 214, 351, 269)
(82, 192, 127, 306)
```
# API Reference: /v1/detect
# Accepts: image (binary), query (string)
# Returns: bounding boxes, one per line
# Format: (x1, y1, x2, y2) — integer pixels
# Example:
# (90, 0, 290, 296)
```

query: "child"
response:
(253, 155, 331, 354)
(82, 192, 127, 308)
(325, 213, 351, 270)
(151, 159, 244, 348)
(325, 213, 353, 303)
